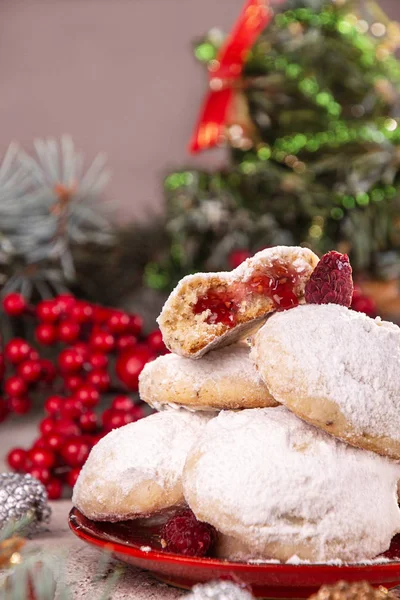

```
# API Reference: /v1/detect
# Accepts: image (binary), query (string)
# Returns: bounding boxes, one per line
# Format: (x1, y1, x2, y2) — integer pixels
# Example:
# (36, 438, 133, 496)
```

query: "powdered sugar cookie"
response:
(139, 343, 277, 412)
(183, 407, 400, 563)
(157, 246, 319, 358)
(73, 410, 210, 521)
(251, 304, 400, 460)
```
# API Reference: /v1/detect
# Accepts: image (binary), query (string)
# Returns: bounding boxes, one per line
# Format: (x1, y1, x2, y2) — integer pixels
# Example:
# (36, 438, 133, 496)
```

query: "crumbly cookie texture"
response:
(183, 407, 400, 563)
(157, 246, 319, 358)
(139, 343, 277, 412)
(73, 410, 210, 521)
(251, 304, 400, 460)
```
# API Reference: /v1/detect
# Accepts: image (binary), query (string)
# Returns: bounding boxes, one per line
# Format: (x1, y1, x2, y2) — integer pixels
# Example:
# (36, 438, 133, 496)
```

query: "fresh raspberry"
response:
(160, 509, 216, 557)
(305, 251, 353, 307)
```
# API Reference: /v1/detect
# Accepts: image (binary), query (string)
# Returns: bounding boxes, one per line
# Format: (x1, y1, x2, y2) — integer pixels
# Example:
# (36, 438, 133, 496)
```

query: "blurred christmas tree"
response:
(145, 0, 400, 292)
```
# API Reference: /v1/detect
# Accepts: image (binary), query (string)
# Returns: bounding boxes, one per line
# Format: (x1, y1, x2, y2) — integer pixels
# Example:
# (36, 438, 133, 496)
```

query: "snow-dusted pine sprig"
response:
(0, 136, 114, 299)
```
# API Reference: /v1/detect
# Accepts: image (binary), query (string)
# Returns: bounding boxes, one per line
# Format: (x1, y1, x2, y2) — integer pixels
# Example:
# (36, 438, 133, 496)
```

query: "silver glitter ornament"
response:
(0, 473, 51, 535)
(186, 581, 254, 600)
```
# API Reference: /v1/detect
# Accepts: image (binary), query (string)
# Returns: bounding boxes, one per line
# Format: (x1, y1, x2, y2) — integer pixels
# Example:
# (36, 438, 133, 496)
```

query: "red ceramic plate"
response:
(69, 508, 400, 599)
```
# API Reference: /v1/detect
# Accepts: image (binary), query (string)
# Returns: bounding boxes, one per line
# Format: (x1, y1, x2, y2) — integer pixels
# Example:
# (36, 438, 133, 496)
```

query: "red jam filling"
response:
(193, 291, 240, 327)
(193, 262, 300, 327)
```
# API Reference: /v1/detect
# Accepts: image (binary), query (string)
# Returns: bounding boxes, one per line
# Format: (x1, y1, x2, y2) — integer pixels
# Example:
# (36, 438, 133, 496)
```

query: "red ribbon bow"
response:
(189, 0, 272, 154)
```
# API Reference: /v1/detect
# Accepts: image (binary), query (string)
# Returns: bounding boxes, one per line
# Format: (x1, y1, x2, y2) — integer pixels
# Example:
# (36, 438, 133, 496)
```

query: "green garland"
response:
(274, 8, 400, 84)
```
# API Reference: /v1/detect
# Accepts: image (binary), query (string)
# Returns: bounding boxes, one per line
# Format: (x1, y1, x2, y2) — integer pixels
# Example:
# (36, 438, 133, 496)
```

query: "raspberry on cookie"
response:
(139, 343, 278, 412)
(157, 246, 319, 358)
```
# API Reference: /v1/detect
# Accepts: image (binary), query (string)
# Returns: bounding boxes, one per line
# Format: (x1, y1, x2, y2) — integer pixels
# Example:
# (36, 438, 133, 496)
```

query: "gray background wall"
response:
(1, 0, 399, 223)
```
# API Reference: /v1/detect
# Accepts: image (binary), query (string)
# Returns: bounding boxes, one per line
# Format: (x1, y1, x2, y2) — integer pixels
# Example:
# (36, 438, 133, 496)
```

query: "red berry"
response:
(58, 349, 84, 373)
(229, 248, 252, 269)
(43, 432, 65, 451)
(79, 410, 98, 432)
(86, 370, 110, 392)
(61, 439, 91, 467)
(5, 338, 32, 364)
(92, 305, 112, 323)
(69, 301, 94, 323)
(0, 399, 9, 422)
(111, 395, 135, 412)
(39, 359, 57, 384)
(305, 251, 353, 307)
(102, 409, 136, 431)
(55, 294, 76, 314)
(147, 330, 167, 354)
(160, 509, 216, 557)
(88, 352, 109, 370)
(60, 397, 84, 420)
(18, 359, 42, 383)
(0, 353, 4, 380)
(58, 321, 80, 343)
(7, 448, 27, 471)
(89, 330, 115, 353)
(3, 293, 26, 316)
(63, 374, 85, 393)
(36, 299, 60, 323)
(107, 311, 131, 334)
(66, 467, 81, 488)
(116, 335, 138, 352)
(35, 323, 57, 345)
(46, 478, 63, 500)
(8, 396, 31, 415)
(131, 403, 146, 420)
(71, 342, 90, 360)
(28, 448, 56, 469)
(5, 376, 28, 396)
(116, 348, 154, 390)
(45, 395, 64, 415)
(40, 417, 57, 435)
(351, 294, 377, 318)
(54, 418, 80, 438)
(32, 437, 49, 449)
(27, 466, 51, 484)
(74, 385, 100, 408)
(128, 314, 143, 336)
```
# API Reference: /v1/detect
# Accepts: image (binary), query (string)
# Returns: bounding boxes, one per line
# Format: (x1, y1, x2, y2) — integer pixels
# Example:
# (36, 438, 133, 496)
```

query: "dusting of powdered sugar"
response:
(139, 343, 267, 400)
(236, 246, 317, 283)
(73, 411, 210, 515)
(252, 304, 400, 442)
(149, 401, 202, 413)
(186, 581, 254, 600)
(183, 407, 400, 563)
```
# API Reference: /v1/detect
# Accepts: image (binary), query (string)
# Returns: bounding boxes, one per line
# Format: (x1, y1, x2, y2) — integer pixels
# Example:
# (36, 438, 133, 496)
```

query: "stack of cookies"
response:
(73, 246, 400, 565)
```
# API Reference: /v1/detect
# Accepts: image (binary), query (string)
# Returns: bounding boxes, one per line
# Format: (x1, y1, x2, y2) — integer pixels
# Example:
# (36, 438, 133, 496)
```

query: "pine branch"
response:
(0, 136, 115, 300)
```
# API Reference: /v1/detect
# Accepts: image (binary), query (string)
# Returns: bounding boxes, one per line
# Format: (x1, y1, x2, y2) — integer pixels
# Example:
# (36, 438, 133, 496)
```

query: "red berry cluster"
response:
(7, 393, 145, 499)
(2, 292, 168, 498)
